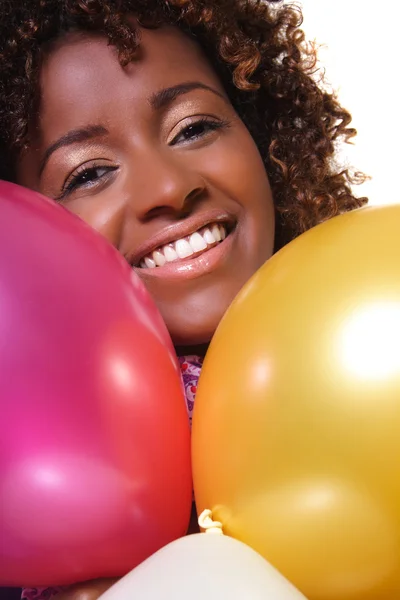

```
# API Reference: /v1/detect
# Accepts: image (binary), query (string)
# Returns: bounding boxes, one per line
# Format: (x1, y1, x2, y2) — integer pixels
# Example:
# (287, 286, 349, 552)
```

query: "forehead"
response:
(37, 26, 223, 137)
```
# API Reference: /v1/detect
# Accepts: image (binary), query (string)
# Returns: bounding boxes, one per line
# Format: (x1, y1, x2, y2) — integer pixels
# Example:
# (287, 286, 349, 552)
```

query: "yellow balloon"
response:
(192, 205, 400, 600)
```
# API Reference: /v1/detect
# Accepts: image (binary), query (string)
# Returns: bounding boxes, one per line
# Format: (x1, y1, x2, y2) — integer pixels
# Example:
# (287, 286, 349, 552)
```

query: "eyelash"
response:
(58, 117, 230, 199)
(57, 163, 117, 200)
(170, 116, 230, 146)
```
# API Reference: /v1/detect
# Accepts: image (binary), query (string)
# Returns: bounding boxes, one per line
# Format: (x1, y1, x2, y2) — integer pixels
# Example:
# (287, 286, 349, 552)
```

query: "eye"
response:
(170, 117, 230, 146)
(58, 163, 118, 200)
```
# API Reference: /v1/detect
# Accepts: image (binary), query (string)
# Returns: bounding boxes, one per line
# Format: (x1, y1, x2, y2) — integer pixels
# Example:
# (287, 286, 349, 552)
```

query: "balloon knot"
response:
(198, 509, 224, 535)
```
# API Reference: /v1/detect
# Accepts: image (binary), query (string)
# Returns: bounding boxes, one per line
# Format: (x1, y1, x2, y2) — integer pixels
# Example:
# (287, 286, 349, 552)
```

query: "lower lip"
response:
(134, 232, 234, 282)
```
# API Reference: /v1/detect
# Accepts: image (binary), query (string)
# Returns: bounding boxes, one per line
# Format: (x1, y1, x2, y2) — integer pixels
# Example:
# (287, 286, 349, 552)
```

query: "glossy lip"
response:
(127, 210, 236, 266)
(133, 229, 235, 281)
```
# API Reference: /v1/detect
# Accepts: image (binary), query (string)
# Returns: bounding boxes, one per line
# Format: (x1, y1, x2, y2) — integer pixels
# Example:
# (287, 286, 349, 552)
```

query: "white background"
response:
(299, 0, 399, 205)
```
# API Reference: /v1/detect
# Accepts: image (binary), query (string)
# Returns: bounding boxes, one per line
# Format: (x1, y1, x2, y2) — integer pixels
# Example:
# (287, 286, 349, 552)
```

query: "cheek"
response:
(199, 129, 272, 211)
(64, 189, 128, 249)
(206, 132, 275, 250)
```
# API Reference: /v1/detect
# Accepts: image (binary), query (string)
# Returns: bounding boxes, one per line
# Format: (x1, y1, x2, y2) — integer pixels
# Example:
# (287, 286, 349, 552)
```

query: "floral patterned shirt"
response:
(21, 355, 203, 600)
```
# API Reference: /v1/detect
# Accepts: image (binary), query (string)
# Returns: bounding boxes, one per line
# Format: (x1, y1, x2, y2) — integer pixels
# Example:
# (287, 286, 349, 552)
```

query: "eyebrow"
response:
(39, 82, 225, 176)
(149, 81, 227, 111)
(39, 124, 108, 176)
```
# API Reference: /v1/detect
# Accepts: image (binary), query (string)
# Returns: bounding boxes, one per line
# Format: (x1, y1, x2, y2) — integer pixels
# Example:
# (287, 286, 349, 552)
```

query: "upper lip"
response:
(127, 210, 236, 266)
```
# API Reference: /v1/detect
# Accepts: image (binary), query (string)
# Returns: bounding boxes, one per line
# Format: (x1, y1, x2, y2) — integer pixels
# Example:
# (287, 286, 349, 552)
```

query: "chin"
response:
(167, 315, 221, 353)
(159, 286, 242, 352)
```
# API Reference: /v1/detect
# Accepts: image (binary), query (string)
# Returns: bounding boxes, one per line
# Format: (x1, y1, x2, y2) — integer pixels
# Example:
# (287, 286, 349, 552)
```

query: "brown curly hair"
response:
(0, 0, 367, 249)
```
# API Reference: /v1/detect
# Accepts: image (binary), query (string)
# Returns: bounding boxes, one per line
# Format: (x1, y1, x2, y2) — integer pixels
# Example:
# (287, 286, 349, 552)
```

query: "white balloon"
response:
(99, 533, 307, 599)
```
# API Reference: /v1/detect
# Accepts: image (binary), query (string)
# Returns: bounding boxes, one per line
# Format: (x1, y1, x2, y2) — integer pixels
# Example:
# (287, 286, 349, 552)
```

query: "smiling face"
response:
(17, 25, 275, 348)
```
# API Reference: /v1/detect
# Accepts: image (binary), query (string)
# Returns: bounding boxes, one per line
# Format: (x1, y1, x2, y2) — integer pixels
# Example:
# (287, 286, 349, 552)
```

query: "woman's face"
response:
(17, 26, 275, 347)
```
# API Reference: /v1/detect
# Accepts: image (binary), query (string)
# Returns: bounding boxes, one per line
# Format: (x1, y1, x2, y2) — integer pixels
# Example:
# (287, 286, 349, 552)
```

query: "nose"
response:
(129, 150, 206, 220)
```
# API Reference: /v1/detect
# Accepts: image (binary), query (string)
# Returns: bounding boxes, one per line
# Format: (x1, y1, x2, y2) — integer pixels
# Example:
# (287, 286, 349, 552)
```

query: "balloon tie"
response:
(198, 509, 224, 535)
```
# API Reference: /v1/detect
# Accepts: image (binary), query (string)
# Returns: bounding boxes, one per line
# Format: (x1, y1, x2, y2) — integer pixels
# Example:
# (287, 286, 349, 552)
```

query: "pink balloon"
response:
(0, 182, 192, 587)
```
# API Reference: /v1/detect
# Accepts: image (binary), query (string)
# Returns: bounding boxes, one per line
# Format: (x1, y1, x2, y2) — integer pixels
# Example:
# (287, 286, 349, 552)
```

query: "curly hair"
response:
(0, 0, 367, 249)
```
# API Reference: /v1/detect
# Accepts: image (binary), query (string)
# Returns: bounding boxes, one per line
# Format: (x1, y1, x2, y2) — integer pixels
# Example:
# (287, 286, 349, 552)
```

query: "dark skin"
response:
(18, 25, 275, 350)
(17, 25, 275, 598)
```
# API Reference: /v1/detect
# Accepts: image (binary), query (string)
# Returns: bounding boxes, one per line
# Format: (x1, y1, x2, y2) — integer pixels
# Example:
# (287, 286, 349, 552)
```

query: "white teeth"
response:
(139, 222, 230, 268)
(152, 250, 166, 267)
(144, 256, 156, 269)
(164, 245, 178, 262)
(202, 228, 215, 245)
(175, 238, 194, 259)
(189, 231, 207, 252)
(211, 224, 222, 242)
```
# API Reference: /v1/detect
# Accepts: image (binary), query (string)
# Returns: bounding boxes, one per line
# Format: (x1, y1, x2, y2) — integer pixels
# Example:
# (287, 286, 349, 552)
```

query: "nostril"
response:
(142, 191, 204, 222)
(143, 205, 174, 220)
(186, 184, 206, 203)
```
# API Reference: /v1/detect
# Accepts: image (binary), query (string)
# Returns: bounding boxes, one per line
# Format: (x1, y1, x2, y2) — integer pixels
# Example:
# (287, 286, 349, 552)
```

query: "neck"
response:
(175, 343, 209, 358)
